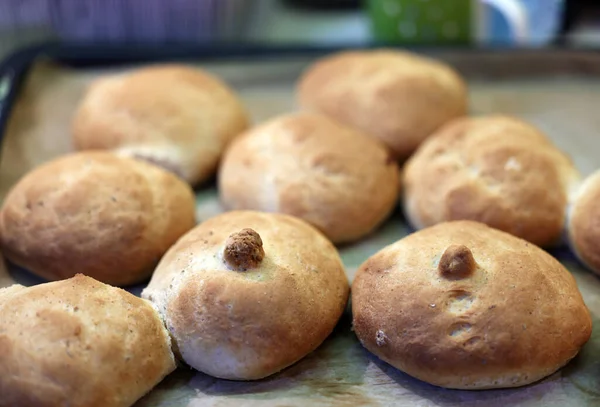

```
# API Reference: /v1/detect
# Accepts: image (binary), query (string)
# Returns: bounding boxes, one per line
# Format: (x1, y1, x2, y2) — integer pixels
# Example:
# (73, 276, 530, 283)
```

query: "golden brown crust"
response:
(0, 151, 196, 286)
(352, 221, 592, 390)
(72, 64, 249, 185)
(403, 115, 580, 247)
(142, 210, 349, 380)
(568, 170, 600, 274)
(297, 49, 468, 159)
(0, 274, 176, 407)
(218, 112, 400, 244)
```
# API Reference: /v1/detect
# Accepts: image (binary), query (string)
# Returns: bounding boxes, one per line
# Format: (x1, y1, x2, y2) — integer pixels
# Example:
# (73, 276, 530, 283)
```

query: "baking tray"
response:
(0, 43, 599, 406)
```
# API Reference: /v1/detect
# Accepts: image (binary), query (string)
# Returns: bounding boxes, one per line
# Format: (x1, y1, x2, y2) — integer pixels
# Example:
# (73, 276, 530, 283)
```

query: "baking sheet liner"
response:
(0, 53, 599, 406)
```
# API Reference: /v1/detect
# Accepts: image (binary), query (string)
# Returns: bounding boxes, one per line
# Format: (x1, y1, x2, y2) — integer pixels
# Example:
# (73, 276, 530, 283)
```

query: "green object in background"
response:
(366, 0, 473, 45)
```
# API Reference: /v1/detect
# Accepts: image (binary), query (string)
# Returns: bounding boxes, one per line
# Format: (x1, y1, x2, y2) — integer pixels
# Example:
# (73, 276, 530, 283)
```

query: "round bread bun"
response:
(352, 220, 592, 390)
(142, 210, 349, 380)
(403, 115, 580, 247)
(72, 64, 249, 185)
(0, 152, 196, 286)
(0, 274, 176, 407)
(297, 49, 468, 160)
(218, 112, 400, 244)
(567, 170, 600, 275)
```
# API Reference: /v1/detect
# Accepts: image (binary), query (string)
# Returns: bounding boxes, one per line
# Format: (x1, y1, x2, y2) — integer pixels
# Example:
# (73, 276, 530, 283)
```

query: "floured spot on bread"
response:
(375, 330, 387, 347)
(448, 322, 471, 337)
(447, 290, 475, 314)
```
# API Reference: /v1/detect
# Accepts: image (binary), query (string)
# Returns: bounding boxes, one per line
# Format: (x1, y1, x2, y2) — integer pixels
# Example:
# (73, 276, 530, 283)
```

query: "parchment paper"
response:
(0, 51, 599, 406)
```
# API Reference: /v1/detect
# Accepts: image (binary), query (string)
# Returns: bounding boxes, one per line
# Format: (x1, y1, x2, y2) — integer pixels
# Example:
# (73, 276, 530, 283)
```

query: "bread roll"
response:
(218, 112, 400, 244)
(403, 115, 580, 247)
(568, 170, 600, 275)
(297, 49, 468, 159)
(142, 210, 349, 380)
(0, 274, 176, 407)
(352, 221, 592, 390)
(0, 152, 196, 286)
(72, 64, 249, 185)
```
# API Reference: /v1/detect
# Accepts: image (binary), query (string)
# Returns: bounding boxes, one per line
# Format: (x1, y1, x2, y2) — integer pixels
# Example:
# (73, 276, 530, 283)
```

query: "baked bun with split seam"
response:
(402, 115, 580, 247)
(0, 274, 176, 407)
(297, 49, 468, 160)
(72, 64, 249, 185)
(142, 210, 349, 380)
(218, 112, 400, 244)
(352, 220, 592, 390)
(567, 169, 600, 275)
(0, 151, 196, 286)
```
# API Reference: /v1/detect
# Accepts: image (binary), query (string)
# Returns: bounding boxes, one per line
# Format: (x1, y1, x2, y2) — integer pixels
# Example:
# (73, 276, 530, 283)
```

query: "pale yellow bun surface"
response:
(297, 49, 468, 159)
(0, 152, 196, 286)
(218, 112, 400, 244)
(352, 221, 592, 390)
(0, 274, 176, 407)
(142, 210, 349, 380)
(403, 115, 580, 247)
(72, 64, 249, 185)
(568, 170, 600, 274)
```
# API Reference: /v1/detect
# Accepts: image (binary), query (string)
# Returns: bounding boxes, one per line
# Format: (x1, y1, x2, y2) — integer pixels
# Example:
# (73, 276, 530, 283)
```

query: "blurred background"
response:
(0, 0, 600, 58)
